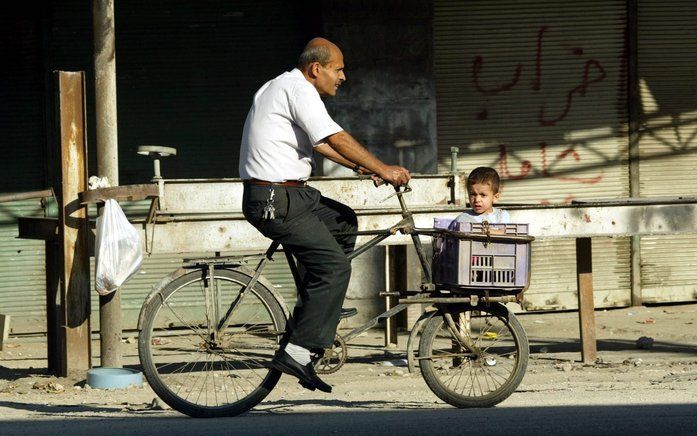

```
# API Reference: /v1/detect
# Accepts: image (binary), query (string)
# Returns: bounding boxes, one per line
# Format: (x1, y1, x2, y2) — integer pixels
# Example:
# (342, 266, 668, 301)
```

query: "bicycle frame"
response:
(211, 184, 524, 344)
(212, 186, 417, 337)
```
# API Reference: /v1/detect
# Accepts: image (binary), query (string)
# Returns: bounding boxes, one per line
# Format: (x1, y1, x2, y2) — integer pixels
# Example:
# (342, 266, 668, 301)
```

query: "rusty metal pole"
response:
(93, 0, 122, 368)
(56, 71, 92, 376)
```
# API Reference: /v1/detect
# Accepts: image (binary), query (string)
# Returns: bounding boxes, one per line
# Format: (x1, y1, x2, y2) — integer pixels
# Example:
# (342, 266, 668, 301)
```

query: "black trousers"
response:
(242, 183, 357, 349)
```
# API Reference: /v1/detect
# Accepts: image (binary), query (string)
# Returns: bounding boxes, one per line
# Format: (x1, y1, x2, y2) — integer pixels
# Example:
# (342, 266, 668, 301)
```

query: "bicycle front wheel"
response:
(138, 268, 287, 418)
(418, 302, 529, 408)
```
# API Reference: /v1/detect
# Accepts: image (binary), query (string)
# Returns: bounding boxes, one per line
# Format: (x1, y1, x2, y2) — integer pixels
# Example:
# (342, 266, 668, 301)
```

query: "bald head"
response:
(297, 38, 341, 70)
(298, 37, 346, 97)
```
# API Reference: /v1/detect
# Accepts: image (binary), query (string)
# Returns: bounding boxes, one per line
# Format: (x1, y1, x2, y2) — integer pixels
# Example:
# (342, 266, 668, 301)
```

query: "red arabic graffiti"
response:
(540, 143, 603, 184)
(473, 25, 608, 126)
(472, 55, 522, 96)
(498, 144, 531, 180)
(539, 195, 576, 205)
(538, 60, 607, 126)
(498, 143, 604, 184)
(471, 25, 608, 197)
(531, 26, 548, 91)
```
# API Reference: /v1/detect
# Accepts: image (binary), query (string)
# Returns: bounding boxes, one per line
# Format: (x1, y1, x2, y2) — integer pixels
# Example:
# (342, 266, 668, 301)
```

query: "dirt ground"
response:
(1, 303, 696, 430)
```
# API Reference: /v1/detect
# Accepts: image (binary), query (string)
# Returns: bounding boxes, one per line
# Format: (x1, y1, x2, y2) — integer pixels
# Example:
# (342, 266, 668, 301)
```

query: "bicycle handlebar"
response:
(370, 175, 410, 191)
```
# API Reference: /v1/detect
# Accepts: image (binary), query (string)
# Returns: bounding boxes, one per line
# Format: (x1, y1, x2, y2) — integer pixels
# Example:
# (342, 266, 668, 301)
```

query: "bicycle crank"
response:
(314, 334, 347, 374)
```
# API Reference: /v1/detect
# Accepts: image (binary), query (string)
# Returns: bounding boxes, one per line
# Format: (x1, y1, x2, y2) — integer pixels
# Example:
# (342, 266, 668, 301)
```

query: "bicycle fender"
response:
(406, 309, 438, 373)
(137, 267, 189, 331)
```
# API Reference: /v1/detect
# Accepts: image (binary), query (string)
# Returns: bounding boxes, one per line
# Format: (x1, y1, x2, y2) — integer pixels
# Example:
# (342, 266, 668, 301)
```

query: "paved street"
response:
(1, 304, 696, 435)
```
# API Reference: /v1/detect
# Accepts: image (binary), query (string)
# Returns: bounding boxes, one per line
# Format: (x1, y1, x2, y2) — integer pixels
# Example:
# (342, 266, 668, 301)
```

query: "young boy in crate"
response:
(455, 166, 510, 224)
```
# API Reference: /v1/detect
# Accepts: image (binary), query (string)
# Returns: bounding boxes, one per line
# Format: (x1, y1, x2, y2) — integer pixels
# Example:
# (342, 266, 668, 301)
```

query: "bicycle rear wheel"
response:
(138, 268, 287, 418)
(418, 302, 528, 408)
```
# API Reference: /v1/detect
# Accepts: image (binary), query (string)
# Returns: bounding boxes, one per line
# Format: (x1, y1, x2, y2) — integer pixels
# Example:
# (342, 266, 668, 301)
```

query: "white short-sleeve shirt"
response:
(455, 208, 511, 224)
(239, 68, 343, 182)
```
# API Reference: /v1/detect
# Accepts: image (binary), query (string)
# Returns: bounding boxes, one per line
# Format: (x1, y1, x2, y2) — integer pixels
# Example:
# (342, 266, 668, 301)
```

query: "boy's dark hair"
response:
(467, 167, 501, 194)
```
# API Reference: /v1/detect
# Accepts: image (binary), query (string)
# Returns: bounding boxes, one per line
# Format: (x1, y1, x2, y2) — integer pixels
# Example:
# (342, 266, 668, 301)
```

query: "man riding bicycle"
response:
(239, 37, 411, 393)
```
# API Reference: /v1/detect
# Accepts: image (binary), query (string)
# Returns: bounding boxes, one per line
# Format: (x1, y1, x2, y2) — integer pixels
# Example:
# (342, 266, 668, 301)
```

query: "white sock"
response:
(284, 342, 311, 366)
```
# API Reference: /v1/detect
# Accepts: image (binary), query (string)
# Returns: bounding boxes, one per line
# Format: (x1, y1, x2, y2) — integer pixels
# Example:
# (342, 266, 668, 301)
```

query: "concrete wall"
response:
(321, 0, 437, 176)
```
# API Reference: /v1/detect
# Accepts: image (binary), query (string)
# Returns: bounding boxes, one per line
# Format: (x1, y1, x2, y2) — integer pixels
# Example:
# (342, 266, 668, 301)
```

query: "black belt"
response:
(244, 179, 307, 187)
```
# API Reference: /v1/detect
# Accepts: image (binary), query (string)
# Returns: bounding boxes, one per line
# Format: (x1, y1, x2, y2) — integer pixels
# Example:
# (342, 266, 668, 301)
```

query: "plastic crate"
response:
(431, 218, 531, 291)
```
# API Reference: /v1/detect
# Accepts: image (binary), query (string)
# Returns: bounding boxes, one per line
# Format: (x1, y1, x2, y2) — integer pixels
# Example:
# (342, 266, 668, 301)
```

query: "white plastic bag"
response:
(95, 199, 143, 295)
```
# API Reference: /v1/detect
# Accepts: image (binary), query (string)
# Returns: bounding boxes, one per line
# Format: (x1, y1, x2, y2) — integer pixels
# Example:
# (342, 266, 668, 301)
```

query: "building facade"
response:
(1, 0, 696, 333)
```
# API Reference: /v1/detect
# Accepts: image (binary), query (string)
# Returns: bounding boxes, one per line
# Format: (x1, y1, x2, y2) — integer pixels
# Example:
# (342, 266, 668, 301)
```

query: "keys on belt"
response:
(263, 187, 275, 220)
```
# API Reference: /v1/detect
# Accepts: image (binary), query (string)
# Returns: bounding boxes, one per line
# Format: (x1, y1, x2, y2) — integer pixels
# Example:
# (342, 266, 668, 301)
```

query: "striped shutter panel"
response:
(1, 0, 310, 334)
(0, 1, 304, 333)
(637, 0, 697, 303)
(0, 11, 50, 333)
(0, 201, 47, 333)
(433, 0, 631, 310)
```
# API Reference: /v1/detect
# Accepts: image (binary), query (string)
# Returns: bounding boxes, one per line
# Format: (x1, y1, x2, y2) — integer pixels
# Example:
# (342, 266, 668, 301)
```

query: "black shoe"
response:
(340, 307, 358, 319)
(268, 350, 333, 393)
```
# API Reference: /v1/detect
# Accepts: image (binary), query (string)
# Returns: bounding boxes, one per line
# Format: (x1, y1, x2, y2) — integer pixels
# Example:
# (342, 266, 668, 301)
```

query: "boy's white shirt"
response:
(455, 207, 511, 224)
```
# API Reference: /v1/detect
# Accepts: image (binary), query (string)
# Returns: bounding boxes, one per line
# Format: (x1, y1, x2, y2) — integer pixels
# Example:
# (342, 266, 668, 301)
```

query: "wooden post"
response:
(576, 237, 597, 364)
(56, 71, 92, 376)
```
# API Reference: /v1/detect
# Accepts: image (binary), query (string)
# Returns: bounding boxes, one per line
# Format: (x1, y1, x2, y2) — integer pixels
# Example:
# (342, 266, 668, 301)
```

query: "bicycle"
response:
(136, 181, 535, 418)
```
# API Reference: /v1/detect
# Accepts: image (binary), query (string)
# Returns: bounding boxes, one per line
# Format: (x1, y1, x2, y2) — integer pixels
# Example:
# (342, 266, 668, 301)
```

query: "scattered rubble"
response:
(32, 381, 65, 393)
(623, 357, 643, 367)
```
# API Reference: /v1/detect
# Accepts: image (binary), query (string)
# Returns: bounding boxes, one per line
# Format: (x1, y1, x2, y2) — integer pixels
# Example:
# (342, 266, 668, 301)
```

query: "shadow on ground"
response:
(0, 403, 696, 435)
(0, 366, 50, 382)
(528, 338, 697, 356)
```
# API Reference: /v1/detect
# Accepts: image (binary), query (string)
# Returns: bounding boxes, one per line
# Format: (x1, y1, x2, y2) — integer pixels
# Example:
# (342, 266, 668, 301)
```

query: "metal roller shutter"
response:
(0, 9, 50, 333)
(433, 0, 631, 310)
(0, 201, 47, 333)
(637, 0, 697, 303)
(524, 238, 631, 311)
(1, 0, 311, 334)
